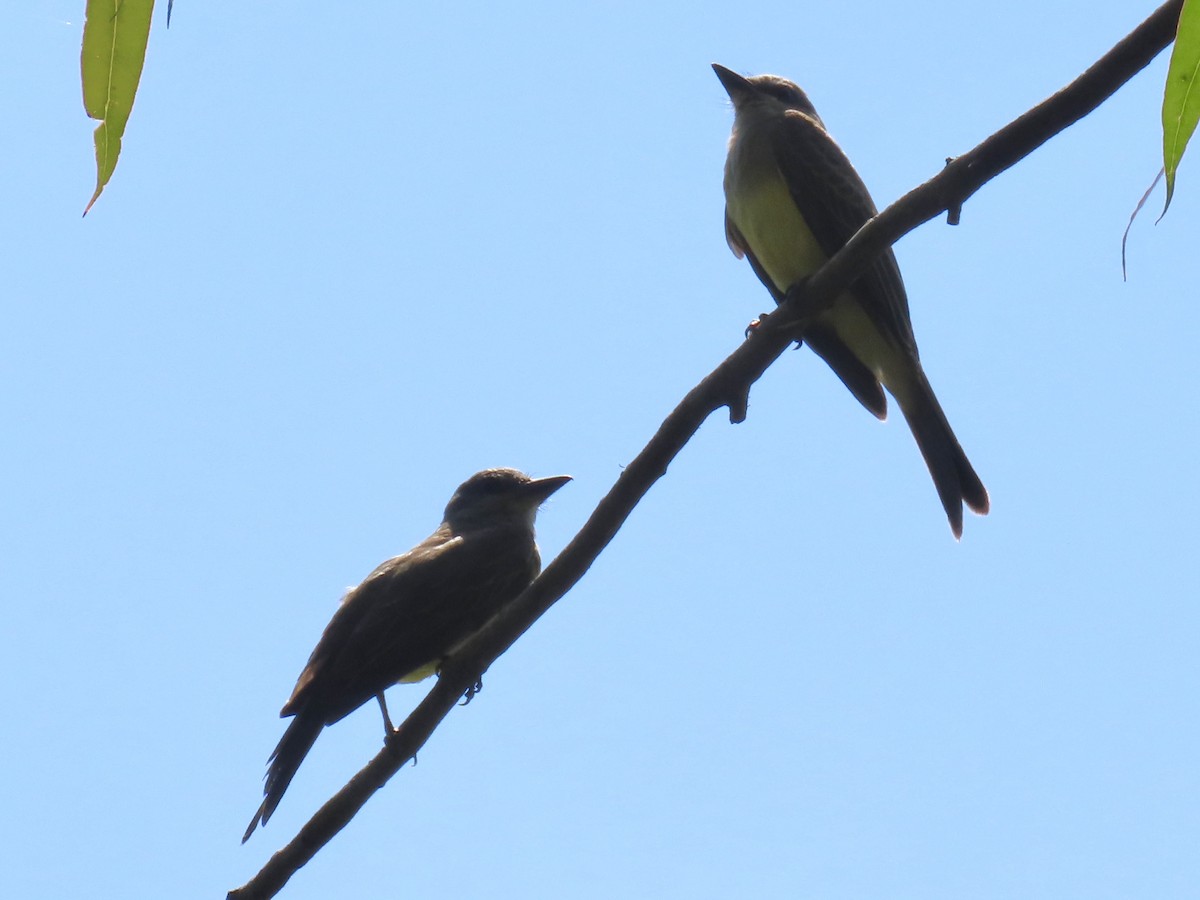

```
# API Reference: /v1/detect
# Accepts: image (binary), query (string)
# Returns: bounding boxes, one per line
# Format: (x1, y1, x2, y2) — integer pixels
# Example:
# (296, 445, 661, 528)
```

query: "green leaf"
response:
(1163, 0, 1200, 216)
(80, 0, 155, 215)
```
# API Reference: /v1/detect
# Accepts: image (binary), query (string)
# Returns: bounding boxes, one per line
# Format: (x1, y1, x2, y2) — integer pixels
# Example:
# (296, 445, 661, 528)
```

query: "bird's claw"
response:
(460, 678, 484, 705)
(744, 311, 771, 338)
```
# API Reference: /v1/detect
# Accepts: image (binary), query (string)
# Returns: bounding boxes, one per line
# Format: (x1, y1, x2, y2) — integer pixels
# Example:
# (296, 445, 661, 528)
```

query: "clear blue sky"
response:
(5, 2, 1197, 898)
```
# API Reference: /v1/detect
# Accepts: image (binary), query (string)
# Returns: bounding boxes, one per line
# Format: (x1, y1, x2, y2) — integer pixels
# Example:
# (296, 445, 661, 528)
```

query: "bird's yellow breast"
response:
(397, 660, 440, 684)
(725, 153, 901, 382)
(726, 161, 827, 293)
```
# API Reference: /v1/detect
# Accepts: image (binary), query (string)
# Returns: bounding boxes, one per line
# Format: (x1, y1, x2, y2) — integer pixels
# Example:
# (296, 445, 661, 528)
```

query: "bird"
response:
(242, 467, 571, 842)
(712, 63, 988, 537)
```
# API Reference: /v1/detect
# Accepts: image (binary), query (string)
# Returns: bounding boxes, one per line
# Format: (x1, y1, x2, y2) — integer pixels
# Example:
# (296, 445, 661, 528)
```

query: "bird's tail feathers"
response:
(896, 370, 988, 539)
(242, 711, 324, 843)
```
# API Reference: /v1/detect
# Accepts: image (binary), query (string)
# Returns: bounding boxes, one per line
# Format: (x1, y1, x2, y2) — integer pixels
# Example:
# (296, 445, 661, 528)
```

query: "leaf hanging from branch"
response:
(80, 0, 155, 215)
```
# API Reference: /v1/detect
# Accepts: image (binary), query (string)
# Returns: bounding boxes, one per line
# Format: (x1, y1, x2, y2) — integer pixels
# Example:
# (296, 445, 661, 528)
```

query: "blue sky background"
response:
(5, 2, 1198, 898)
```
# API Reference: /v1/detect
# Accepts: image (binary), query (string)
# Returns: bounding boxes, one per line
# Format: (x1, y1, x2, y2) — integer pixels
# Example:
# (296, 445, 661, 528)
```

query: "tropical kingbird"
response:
(242, 468, 571, 842)
(713, 63, 988, 537)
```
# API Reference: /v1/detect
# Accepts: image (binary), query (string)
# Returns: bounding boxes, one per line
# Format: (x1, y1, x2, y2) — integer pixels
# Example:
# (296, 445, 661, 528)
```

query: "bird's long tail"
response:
(242, 711, 324, 843)
(895, 369, 989, 539)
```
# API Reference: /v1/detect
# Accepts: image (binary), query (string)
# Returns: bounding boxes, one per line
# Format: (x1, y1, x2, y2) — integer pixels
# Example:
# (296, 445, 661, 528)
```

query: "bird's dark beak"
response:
(525, 475, 572, 503)
(712, 63, 755, 105)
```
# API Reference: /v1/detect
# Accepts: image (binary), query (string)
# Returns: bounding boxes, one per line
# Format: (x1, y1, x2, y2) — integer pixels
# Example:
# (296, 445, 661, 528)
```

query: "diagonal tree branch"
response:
(228, 3, 1183, 897)
(788, 0, 1184, 325)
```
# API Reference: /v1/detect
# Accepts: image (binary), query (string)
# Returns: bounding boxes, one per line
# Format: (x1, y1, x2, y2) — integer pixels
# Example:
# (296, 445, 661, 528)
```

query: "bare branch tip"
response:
(727, 390, 750, 424)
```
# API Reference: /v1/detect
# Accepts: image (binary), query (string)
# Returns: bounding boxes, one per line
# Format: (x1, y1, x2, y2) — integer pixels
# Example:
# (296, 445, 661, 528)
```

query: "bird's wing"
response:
(281, 525, 537, 724)
(768, 108, 918, 357)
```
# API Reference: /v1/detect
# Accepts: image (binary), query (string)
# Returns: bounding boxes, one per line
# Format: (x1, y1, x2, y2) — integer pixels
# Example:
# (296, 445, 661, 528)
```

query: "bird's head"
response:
(711, 63, 822, 125)
(443, 468, 572, 531)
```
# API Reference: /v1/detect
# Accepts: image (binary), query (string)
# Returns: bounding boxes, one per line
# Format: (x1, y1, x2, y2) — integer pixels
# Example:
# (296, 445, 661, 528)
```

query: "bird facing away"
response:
(242, 468, 571, 842)
(712, 63, 988, 537)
